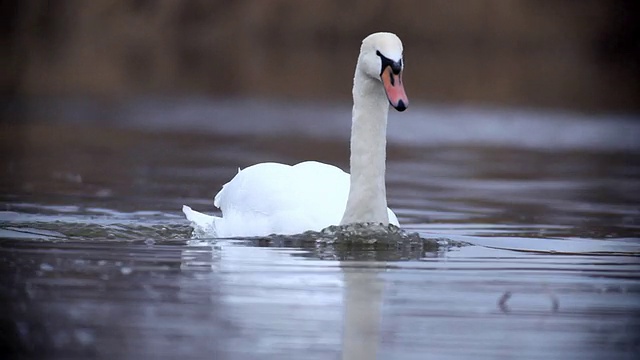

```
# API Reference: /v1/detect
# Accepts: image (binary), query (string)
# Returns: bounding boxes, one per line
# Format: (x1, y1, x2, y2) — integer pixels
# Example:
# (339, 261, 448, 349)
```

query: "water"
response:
(1, 98, 640, 359)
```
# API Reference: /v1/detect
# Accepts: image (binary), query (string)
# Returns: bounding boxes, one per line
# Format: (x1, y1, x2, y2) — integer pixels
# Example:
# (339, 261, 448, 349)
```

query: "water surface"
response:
(1, 98, 639, 359)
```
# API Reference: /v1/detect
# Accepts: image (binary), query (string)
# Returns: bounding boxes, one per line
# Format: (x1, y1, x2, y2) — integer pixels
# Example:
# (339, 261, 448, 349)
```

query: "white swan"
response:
(183, 32, 408, 237)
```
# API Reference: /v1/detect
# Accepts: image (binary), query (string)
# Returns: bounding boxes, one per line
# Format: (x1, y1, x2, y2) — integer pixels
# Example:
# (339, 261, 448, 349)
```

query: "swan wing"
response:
(210, 161, 350, 236)
(184, 161, 400, 237)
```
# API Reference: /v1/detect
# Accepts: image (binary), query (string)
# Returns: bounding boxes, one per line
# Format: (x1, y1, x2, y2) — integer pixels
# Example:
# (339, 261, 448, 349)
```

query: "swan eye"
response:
(375, 50, 402, 75)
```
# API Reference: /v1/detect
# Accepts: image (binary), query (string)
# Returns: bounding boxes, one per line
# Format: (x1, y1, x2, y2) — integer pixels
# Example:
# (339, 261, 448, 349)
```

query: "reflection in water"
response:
(180, 238, 446, 359)
(2, 237, 638, 359)
(341, 262, 385, 360)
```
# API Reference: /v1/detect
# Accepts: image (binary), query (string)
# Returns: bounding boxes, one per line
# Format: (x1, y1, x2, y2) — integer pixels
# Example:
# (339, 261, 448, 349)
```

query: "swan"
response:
(183, 32, 408, 237)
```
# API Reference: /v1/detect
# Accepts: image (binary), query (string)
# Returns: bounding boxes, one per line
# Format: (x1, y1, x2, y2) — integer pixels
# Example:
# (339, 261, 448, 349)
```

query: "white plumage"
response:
(183, 161, 398, 237)
(183, 32, 408, 237)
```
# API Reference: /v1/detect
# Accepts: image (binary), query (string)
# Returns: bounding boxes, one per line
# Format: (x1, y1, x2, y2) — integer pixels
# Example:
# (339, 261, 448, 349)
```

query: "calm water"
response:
(1, 98, 640, 359)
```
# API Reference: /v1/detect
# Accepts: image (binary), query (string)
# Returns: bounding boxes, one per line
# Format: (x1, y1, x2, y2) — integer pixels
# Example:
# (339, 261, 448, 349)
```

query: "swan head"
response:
(358, 32, 409, 112)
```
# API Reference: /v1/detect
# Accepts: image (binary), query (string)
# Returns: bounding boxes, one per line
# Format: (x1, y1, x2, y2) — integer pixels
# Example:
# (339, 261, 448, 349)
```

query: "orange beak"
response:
(381, 66, 408, 111)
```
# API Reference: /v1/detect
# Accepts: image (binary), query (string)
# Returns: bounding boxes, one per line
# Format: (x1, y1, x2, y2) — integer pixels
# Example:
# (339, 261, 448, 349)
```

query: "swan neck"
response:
(341, 69, 390, 225)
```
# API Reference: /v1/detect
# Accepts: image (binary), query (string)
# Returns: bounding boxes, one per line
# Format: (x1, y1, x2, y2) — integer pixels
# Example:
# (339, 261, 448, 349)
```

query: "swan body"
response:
(184, 32, 408, 237)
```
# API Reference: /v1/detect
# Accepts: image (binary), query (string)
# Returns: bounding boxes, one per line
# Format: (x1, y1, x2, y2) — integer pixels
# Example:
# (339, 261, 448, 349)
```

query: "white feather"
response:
(183, 33, 404, 237)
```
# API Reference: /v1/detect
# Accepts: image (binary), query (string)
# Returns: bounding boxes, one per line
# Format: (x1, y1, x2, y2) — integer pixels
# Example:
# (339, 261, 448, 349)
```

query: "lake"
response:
(1, 97, 639, 359)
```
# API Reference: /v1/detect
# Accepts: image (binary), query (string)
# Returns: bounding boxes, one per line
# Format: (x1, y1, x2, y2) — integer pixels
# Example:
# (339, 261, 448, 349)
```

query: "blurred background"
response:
(2, 5, 640, 358)
(3, 0, 639, 113)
